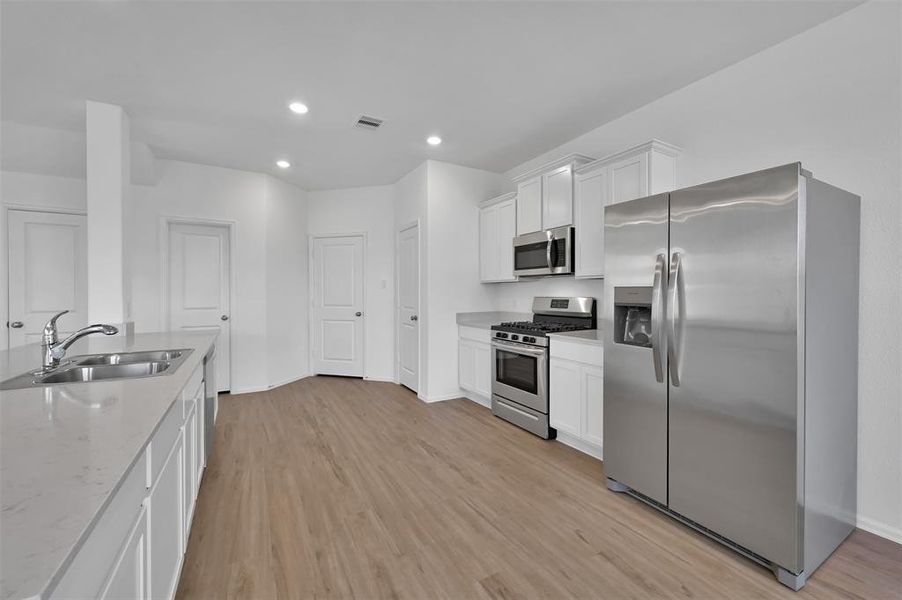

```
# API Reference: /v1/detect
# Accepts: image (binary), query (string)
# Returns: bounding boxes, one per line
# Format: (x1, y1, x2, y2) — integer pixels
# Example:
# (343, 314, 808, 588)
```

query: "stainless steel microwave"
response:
(512, 226, 574, 277)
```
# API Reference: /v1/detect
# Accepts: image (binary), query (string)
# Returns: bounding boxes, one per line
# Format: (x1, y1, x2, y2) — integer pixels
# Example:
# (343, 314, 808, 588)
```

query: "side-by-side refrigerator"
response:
(602, 163, 859, 591)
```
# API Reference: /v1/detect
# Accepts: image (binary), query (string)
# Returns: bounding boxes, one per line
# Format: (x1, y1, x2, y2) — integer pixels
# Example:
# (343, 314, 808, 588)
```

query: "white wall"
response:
(425, 160, 512, 400)
(129, 159, 303, 393)
(307, 184, 395, 381)
(504, 2, 902, 542)
(265, 175, 309, 387)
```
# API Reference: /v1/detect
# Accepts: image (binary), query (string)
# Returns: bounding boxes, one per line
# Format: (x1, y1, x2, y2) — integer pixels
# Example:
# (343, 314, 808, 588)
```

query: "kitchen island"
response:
(0, 331, 217, 600)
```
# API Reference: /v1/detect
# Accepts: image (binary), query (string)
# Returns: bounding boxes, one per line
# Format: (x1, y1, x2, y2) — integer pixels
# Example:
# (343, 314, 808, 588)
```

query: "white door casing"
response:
(168, 222, 231, 391)
(312, 235, 365, 377)
(7, 210, 88, 348)
(397, 224, 419, 391)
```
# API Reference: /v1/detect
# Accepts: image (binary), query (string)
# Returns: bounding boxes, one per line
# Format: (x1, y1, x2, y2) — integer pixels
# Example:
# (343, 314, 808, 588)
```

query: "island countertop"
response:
(0, 331, 217, 600)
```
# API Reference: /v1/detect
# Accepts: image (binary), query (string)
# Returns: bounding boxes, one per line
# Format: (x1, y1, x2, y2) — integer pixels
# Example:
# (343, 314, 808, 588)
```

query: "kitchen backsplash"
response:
(491, 277, 605, 314)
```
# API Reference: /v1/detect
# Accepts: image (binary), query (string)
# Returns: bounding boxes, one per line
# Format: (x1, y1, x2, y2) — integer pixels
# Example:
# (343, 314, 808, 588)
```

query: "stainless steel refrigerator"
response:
(602, 163, 859, 590)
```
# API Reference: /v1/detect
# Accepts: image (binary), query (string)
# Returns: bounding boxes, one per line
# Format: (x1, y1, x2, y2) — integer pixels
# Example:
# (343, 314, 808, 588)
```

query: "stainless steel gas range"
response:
(490, 297, 596, 438)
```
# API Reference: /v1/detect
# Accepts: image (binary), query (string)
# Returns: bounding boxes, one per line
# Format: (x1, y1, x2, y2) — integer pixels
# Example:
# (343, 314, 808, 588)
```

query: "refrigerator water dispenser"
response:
(614, 286, 653, 348)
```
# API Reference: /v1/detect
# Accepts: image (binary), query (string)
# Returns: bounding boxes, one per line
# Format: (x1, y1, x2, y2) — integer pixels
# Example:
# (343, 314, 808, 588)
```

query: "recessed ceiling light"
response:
(276, 160, 291, 169)
(288, 101, 308, 114)
(427, 135, 442, 146)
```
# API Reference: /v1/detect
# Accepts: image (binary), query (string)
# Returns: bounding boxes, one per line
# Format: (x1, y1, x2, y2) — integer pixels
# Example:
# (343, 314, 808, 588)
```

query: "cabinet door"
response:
(474, 342, 492, 398)
(99, 505, 148, 600)
(581, 364, 605, 449)
(195, 389, 205, 488)
(609, 152, 649, 204)
(479, 205, 498, 282)
(458, 340, 476, 392)
(496, 198, 517, 282)
(574, 168, 607, 279)
(542, 165, 573, 229)
(149, 430, 184, 600)
(184, 403, 197, 536)
(549, 358, 581, 436)
(516, 178, 543, 235)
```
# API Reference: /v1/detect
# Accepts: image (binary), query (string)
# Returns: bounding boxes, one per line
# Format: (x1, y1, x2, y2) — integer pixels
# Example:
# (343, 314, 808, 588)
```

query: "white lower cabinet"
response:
(458, 326, 492, 405)
(150, 428, 185, 600)
(49, 360, 211, 600)
(549, 339, 604, 459)
(183, 401, 198, 537)
(99, 505, 149, 600)
(549, 358, 581, 437)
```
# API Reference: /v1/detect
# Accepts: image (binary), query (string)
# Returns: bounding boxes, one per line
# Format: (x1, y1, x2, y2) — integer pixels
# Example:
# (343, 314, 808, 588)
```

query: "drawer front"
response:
(550, 339, 603, 366)
(182, 363, 204, 403)
(492, 395, 551, 439)
(459, 325, 491, 344)
(50, 451, 149, 599)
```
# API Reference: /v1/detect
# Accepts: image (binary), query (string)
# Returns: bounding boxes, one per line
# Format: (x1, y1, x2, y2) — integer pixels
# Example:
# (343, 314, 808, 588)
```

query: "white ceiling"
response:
(1, 1, 857, 190)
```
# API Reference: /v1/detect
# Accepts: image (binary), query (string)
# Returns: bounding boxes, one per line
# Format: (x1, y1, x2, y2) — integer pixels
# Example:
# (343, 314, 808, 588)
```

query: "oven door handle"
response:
(491, 340, 547, 357)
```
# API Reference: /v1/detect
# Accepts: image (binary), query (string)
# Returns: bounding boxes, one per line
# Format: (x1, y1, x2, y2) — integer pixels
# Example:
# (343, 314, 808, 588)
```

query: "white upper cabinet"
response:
(542, 165, 574, 229)
(513, 154, 594, 235)
(479, 192, 517, 283)
(516, 178, 542, 235)
(574, 140, 680, 279)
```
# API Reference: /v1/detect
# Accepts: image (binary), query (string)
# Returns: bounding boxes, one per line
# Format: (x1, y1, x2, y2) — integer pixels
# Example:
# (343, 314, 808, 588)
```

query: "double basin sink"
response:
(1, 349, 193, 391)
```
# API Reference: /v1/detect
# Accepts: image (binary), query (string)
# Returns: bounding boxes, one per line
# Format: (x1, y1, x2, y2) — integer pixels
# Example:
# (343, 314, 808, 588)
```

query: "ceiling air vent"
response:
(356, 115, 383, 130)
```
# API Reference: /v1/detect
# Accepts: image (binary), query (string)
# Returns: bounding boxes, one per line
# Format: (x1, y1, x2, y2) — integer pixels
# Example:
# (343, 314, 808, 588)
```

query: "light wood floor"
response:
(176, 376, 901, 599)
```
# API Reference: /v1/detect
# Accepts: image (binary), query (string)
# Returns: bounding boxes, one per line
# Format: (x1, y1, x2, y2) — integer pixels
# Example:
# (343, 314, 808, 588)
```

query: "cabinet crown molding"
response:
(480, 191, 517, 208)
(511, 153, 596, 184)
(576, 139, 681, 175)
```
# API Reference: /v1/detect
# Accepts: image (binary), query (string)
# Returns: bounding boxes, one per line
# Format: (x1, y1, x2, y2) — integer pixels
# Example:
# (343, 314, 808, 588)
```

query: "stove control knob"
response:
(525, 336, 535, 343)
(511, 335, 519, 341)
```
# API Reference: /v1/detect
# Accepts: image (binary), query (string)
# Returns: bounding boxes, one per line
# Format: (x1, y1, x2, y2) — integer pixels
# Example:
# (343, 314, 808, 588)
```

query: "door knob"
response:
(220, 315, 229, 321)
(355, 312, 362, 317)
(410, 315, 418, 321)
(9, 321, 23, 329)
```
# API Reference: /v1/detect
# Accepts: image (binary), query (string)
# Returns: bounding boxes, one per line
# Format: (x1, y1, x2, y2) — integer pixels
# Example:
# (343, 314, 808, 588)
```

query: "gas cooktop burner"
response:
(492, 321, 588, 335)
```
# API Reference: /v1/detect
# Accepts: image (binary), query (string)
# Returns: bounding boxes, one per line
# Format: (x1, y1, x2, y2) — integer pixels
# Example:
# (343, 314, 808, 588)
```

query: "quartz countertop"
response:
(456, 311, 530, 330)
(547, 329, 604, 346)
(0, 331, 217, 600)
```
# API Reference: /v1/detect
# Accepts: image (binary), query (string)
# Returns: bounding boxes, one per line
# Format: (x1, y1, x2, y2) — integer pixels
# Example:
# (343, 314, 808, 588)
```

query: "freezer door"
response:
(603, 193, 669, 504)
(667, 164, 802, 572)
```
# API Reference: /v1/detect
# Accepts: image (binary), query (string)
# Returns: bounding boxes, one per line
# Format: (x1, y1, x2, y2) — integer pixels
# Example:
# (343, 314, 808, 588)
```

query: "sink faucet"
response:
(41, 310, 119, 372)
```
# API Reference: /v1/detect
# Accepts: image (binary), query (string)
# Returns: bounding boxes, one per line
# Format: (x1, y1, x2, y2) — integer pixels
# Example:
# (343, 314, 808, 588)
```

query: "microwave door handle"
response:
(651, 253, 666, 383)
(667, 252, 682, 386)
(546, 233, 554, 269)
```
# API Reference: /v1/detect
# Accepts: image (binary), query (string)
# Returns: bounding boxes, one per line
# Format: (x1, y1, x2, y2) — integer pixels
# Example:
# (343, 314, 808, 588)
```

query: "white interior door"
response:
(397, 224, 419, 391)
(312, 235, 364, 377)
(7, 210, 87, 348)
(168, 222, 231, 391)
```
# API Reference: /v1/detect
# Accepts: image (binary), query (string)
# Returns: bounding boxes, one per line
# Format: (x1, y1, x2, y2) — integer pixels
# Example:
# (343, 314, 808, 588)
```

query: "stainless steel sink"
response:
(0, 348, 193, 390)
(72, 350, 185, 366)
(38, 361, 171, 384)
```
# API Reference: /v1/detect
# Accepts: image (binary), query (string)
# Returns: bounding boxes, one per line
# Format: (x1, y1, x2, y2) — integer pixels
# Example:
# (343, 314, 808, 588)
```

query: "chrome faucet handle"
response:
(42, 310, 70, 343)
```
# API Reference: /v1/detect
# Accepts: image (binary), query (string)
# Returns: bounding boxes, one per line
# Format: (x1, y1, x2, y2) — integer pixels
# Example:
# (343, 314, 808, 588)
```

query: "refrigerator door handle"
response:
(651, 253, 667, 382)
(667, 251, 682, 386)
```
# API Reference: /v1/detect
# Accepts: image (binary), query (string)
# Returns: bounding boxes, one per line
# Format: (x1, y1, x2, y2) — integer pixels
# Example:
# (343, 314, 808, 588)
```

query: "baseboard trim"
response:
(462, 390, 491, 408)
(229, 372, 311, 395)
(419, 392, 465, 403)
(364, 376, 396, 383)
(555, 431, 604, 461)
(268, 372, 311, 389)
(857, 515, 902, 545)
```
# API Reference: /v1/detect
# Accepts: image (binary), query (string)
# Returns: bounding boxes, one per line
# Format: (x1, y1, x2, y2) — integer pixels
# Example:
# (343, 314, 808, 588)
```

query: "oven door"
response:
(513, 227, 573, 277)
(491, 340, 548, 413)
